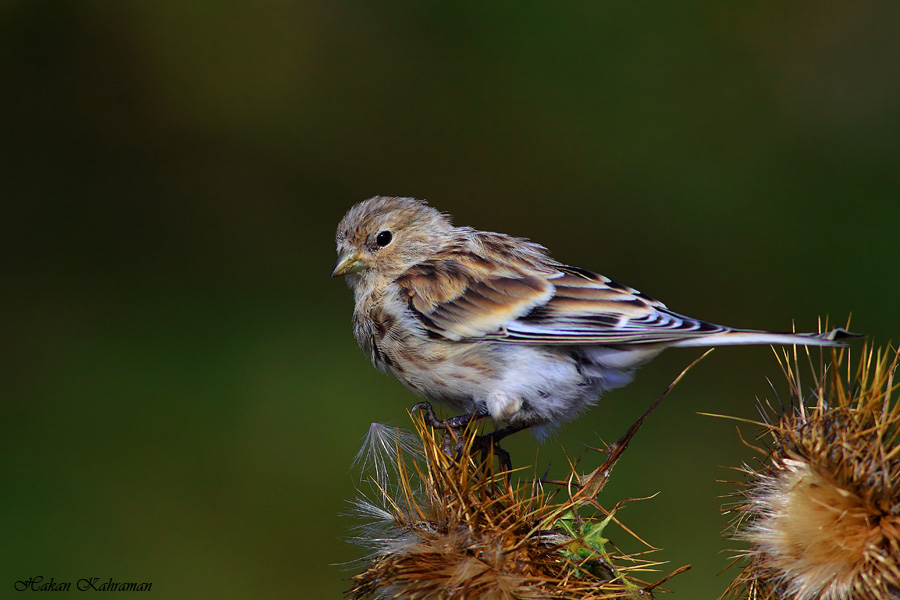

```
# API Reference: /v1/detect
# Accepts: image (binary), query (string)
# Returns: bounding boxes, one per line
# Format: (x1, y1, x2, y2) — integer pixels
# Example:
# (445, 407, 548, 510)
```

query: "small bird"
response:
(333, 196, 855, 437)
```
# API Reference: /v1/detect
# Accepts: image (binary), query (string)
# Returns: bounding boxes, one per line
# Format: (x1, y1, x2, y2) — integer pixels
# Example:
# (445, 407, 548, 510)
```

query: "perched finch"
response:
(333, 196, 855, 435)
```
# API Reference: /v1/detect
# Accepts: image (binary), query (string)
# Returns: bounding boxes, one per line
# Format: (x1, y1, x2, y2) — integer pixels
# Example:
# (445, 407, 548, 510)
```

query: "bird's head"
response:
(333, 196, 453, 289)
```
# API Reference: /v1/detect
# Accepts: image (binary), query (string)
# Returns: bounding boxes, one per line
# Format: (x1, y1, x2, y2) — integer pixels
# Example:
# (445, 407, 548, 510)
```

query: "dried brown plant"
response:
(722, 342, 900, 600)
(345, 389, 694, 600)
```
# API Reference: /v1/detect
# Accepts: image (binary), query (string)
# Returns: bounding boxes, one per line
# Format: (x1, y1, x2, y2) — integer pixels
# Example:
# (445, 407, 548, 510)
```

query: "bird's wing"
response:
(396, 258, 556, 341)
(398, 260, 726, 344)
(491, 266, 730, 344)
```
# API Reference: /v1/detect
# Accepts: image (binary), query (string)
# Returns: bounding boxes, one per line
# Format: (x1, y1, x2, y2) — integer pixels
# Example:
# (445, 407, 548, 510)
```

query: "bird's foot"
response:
(411, 402, 528, 479)
(411, 401, 487, 432)
(411, 402, 488, 457)
(471, 423, 529, 476)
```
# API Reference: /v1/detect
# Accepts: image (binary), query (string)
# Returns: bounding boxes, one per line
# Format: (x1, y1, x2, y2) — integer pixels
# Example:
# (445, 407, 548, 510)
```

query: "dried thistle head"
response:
(345, 413, 686, 600)
(723, 343, 900, 600)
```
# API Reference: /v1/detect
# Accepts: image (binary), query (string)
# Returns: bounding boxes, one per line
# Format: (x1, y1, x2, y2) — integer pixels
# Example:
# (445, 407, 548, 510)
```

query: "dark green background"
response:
(3, 2, 898, 598)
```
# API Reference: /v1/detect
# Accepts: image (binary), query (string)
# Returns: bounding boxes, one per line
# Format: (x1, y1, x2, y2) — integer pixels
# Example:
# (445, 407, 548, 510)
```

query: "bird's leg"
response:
(411, 402, 489, 456)
(474, 421, 531, 475)
(411, 402, 533, 477)
(411, 401, 489, 431)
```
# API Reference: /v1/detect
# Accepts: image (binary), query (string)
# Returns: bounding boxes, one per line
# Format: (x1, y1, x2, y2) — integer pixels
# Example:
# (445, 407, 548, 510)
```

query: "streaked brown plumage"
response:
(333, 196, 856, 433)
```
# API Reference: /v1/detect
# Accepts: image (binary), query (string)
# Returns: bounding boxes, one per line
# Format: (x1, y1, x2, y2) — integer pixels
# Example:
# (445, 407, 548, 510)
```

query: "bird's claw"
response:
(411, 402, 488, 432)
(411, 402, 523, 479)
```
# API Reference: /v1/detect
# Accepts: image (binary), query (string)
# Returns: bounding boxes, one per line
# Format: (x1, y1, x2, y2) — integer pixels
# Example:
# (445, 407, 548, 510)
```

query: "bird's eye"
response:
(375, 230, 393, 247)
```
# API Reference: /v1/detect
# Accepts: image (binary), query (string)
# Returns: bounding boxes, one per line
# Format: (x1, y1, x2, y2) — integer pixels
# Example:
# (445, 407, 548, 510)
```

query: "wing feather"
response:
(496, 267, 729, 344)
(396, 236, 854, 348)
(399, 253, 730, 344)
(397, 261, 555, 341)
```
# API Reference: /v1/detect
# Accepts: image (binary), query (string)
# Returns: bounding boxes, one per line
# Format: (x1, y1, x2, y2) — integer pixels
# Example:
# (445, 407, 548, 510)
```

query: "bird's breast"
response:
(353, 299, 500, 404)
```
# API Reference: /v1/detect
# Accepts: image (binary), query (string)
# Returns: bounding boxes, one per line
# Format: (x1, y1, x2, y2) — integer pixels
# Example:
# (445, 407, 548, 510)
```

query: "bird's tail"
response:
(669, 327, 861, 348)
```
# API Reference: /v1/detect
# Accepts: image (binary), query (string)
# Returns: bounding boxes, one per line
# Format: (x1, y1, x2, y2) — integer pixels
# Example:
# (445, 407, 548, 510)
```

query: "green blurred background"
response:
(2, 2, 898, 598)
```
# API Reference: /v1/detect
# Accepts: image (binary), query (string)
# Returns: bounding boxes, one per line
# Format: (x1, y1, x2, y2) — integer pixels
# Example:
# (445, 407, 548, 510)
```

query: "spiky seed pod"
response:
(724, 344, 900, 600)
(345, 414, 685, 600)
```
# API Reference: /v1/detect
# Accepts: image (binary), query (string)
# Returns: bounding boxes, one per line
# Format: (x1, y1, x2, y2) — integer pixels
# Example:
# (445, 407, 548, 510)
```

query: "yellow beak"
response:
(331, 250, 367, 277)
